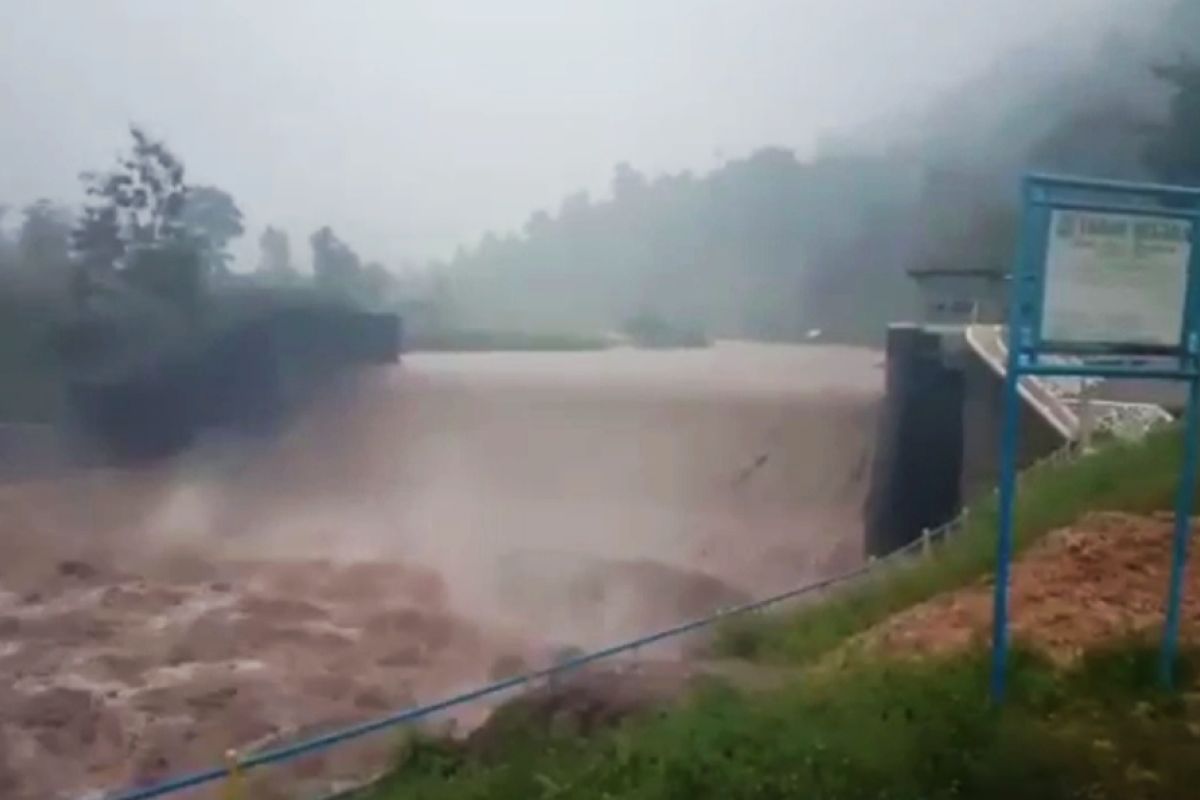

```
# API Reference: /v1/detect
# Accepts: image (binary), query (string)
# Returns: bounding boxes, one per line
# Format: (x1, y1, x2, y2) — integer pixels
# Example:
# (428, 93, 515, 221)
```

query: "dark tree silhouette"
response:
(179, 185, 244, 276)
(17, 200, 73, 276)
(310, 226, 361, 300)
(1144, 59, 1200, 184)
(72, 126, 201, 314)
(257, 225, 295, 282)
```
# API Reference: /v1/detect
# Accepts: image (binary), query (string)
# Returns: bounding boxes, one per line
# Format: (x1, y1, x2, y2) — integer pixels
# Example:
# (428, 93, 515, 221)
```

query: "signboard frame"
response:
(992, 174, 1200, 701)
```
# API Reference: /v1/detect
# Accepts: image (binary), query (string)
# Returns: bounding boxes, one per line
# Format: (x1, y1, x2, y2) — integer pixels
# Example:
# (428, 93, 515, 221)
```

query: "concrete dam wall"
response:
(864, 324, 1069, 557)
(65, 307, 401, 461)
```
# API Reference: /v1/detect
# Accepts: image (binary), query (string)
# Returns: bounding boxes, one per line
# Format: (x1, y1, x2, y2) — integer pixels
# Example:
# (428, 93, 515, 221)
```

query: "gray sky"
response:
(1, 0, 1127, 268)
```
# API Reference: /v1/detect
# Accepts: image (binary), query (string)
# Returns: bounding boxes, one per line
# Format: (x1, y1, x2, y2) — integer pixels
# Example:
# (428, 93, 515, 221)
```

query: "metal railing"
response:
(104, 443, 1085, 800)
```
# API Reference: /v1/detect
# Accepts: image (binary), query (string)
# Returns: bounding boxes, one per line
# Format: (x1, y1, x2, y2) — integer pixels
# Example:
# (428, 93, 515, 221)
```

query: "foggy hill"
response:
(435, 0, 1198, 345)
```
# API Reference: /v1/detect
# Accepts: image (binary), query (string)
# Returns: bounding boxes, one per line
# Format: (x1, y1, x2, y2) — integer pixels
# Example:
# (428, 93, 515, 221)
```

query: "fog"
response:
(2, 3, 1199, 794)
(0, 0, 1136, 266)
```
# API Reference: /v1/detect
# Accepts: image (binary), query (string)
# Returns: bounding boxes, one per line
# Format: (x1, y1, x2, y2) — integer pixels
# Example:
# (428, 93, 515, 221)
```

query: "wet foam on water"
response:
(0, 342, 881, 799)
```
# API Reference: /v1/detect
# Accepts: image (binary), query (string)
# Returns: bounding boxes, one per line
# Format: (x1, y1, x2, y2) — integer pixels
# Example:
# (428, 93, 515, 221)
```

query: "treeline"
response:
(436, 0, 1200, 345)
(0, 129, 409, 319)
(4, 0, 1200, 397)
(438, 154, 918, 344)
(0, 128, 419, 421)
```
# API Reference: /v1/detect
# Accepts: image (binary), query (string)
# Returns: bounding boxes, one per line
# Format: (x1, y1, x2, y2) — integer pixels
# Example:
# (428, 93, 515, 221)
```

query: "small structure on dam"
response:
(908, 266, 1008, 325)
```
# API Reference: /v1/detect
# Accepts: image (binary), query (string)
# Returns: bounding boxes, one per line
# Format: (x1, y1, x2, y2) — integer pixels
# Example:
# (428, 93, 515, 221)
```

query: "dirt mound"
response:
(859, 512, 1200, 663)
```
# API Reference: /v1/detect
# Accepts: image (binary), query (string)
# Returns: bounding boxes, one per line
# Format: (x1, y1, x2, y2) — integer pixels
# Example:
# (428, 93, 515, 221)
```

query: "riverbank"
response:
(365, 427, 1200, 800)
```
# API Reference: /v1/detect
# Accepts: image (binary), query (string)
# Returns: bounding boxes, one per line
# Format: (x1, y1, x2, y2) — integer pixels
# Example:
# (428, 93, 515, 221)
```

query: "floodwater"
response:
(0, 341, 881, 799)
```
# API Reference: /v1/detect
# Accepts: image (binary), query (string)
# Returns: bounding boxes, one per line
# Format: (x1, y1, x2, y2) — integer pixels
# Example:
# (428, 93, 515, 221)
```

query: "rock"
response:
(15, 687, 122, 758)
(352, 687, 394, 711)
(488, 654, 529, 681)
(57, 561, 97, 580)
(186, 686, 238, 711)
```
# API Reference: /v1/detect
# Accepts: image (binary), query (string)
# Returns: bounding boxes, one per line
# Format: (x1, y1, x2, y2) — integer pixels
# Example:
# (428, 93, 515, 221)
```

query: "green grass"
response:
(364, 642, 1200, 800)
(714, 427, 1188, 665)
(406, 328, 612, 353)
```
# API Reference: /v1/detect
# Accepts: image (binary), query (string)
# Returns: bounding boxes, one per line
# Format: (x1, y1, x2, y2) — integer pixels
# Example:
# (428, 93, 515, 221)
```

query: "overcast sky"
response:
(0, 0, 1133, 268)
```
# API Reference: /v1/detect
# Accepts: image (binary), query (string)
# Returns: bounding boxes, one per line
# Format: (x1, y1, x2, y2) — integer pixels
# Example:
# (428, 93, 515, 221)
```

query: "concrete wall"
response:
(68, 308, 402, 462)
(1095, 377, 1186, 414)
(0, 424, 71, 483)
(865, 324, 1066, 557)
(864, 326, 964, 557)
(958, 351, 1064, 505)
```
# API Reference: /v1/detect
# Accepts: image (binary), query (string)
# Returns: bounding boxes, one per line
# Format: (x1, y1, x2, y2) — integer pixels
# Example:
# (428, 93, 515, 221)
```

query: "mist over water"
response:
(134, 342, 880, 643)
(1, 0, 1198, 795)
(0, 343, 881, 798)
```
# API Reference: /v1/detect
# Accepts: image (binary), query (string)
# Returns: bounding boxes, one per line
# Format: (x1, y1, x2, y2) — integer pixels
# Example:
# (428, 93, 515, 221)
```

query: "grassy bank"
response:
(351, 427, 1200, 800)
(367, 642, 1200, 800)
(715, 428, 1188, 665)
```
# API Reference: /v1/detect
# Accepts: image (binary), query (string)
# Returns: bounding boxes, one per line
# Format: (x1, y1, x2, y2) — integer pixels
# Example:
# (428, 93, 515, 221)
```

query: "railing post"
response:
(221, 749, 244, 800)
(1078, 379, 1097, 453)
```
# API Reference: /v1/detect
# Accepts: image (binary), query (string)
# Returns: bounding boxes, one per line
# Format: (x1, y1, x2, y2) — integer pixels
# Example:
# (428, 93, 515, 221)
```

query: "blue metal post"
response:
(990, 343, 1023, 702)
(1161, 373, 1200, 688)
(991, 180, 1039, 704)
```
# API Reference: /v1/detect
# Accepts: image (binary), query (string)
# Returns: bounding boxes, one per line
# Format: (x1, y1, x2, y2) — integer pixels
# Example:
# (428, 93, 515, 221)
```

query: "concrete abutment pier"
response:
(864, 324, 1066, 557)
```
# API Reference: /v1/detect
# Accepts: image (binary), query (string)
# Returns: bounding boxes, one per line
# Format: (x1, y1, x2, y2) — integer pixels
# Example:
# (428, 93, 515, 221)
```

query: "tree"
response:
(0, 206, 18, 271)
(1029, 100, 1149, 180)
(78, 126, 188, 249)
(1144, 59, 1200, 184)
(17, 200, 73, 273)
(71, 206, 123, 276)
(179, 185, 244, 276)
(612, 162, 647, 202)
(122, 241, 204, 318)
(523, 210, 552, 240)
(310, 226, 361, 299)
(72, 126, 202, 314)
(361, 261, 396, 309)
(257, 225, 295, 282)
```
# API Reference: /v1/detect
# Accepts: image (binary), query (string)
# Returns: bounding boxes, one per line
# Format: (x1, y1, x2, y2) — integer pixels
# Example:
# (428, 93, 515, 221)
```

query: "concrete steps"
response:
(964, 324, 1173, 443)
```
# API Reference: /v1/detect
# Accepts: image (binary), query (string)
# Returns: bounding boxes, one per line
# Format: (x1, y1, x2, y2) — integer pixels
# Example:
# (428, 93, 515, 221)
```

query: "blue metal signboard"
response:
(993, 174, 1200, 701)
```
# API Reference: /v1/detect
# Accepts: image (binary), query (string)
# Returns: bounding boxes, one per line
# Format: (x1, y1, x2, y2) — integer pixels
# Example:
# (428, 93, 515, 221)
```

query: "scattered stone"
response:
(57, 561, 97, 580)
(488, 654, 528, 681)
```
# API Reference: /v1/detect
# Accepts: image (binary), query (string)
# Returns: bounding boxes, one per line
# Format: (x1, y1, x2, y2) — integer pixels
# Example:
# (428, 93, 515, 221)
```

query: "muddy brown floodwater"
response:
(0, 341, 881, 799)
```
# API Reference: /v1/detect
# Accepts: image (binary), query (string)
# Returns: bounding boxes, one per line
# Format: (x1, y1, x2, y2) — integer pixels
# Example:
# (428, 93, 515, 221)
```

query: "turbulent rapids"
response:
(0, 342, 880, 799)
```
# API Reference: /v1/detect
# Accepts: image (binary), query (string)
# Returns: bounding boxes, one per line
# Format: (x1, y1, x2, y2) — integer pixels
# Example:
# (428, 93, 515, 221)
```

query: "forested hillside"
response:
(436, 0, 1200, 345)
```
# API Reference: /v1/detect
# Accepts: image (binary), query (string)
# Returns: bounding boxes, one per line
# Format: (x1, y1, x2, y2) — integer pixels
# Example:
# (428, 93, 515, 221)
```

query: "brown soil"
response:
(858, 512, 1200, 664)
